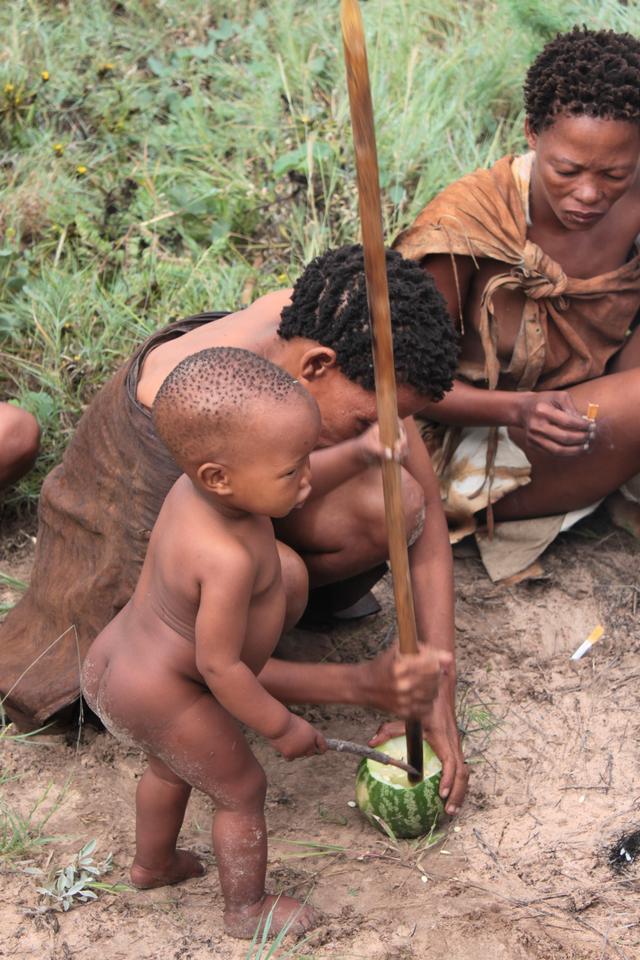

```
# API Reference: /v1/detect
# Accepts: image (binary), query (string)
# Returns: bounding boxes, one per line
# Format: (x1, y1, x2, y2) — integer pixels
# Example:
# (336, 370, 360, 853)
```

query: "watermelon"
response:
(355, 736, 444, 839)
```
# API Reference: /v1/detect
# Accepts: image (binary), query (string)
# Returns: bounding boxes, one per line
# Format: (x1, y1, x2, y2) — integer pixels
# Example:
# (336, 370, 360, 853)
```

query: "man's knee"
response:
(401, 469, 426, 540)
(363, 467, 425, 556)
(0, 404, 40, 487)
(278, 542, 309, 630)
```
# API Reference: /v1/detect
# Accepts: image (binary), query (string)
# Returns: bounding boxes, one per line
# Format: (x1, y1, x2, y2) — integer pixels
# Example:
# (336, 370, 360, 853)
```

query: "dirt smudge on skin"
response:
(1, 511, 640, 958)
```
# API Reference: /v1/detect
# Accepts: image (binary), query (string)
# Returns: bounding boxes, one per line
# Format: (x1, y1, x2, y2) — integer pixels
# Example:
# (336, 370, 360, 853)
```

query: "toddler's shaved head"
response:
(153, 346, 312, 471)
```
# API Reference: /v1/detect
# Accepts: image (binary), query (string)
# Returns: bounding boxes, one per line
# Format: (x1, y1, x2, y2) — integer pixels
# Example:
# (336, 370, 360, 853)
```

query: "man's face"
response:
(307, 368, 425, 447)
(527, 113, 640, 231)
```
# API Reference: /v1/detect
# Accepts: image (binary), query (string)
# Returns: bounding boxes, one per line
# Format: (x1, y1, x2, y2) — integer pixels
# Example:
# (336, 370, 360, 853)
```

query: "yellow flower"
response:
(276, 273, 288, 284)
(53, 143, 64, 155)
(14, 95, 21, 106)
(41, 70, 49, 82)
(76, 165, 87, 176)
(4, 83, 14, 94)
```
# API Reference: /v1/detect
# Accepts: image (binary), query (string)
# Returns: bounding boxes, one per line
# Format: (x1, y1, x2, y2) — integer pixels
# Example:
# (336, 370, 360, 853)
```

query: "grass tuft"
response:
(0, 778, 67, 860)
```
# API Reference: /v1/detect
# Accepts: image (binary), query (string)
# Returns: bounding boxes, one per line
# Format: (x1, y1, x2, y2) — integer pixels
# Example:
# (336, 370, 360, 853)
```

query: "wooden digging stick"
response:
(341, 0, 423, 783)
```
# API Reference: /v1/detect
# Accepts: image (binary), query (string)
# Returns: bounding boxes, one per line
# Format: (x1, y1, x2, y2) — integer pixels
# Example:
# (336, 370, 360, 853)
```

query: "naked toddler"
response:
(82, 347, 326, 939)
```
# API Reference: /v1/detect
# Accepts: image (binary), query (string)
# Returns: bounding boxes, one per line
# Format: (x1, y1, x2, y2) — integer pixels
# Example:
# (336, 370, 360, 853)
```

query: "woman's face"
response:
(526, 113, 640, 231)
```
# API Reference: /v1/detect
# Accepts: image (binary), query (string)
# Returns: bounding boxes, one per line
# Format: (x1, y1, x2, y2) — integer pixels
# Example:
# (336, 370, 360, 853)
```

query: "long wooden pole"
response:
(340, 0, 423, 782)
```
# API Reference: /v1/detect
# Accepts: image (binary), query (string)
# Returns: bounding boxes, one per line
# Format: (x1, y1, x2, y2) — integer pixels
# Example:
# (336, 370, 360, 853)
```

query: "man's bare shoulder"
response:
(243, 287, 293, 318)
(137, 288, 294, 408)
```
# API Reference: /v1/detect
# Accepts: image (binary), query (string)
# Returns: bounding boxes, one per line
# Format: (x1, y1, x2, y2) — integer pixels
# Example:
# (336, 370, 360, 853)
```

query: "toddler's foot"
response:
(224, 893, 319, 940)
(131, 849, 206, 889)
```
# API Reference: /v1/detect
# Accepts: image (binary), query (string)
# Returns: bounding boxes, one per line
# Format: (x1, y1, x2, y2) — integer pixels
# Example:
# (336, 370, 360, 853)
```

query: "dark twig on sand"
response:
(325, 738, 420, 777)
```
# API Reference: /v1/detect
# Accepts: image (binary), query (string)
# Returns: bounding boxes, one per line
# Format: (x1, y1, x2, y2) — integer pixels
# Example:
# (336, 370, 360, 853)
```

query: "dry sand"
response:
(1, 511, 639, 959)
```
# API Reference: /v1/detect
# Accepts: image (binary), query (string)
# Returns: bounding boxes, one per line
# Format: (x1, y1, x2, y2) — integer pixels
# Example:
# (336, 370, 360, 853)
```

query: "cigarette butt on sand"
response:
(570, 624, 604, 661)
(586, 402, 599, 421)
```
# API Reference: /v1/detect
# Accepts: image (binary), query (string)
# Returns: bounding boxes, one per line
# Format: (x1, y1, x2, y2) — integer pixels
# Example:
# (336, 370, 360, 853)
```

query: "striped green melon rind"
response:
(355, 736, 444, 839)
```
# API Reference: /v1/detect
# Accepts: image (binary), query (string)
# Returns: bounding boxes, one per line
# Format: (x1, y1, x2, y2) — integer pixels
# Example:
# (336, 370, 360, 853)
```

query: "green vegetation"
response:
(0, 775, 66, 860)
(0, 570, 26, 614)
(1, 0, 638, 511)
(31, 839, 130, 913)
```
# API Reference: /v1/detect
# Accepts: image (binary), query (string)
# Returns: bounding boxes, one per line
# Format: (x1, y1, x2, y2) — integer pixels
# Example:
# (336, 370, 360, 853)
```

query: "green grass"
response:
(0, 570, 27, 615)
(0, 776, 67, 860)
(1, 0, 639, 512)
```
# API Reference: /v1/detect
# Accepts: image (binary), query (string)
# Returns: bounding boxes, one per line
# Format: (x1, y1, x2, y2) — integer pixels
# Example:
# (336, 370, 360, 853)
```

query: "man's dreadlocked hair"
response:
(525, 26, 640, 134)
(278, 244, 458, 402)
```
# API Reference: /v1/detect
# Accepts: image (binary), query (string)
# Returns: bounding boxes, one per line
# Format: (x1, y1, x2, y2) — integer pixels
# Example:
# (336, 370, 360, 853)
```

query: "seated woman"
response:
(0, 245, 468, 815)
(0, 402, 40, 491)
(394, 27, 640, 581)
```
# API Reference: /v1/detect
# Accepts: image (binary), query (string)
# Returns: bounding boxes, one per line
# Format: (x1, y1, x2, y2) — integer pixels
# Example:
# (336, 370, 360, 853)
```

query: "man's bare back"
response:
(136, 290, 293, 409)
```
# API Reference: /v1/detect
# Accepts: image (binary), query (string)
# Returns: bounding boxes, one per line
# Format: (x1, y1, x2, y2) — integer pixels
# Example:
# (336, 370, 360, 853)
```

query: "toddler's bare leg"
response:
(131, 755, 205, 888)
(212, 755, 317, 939)
(150, 692, 318, 939)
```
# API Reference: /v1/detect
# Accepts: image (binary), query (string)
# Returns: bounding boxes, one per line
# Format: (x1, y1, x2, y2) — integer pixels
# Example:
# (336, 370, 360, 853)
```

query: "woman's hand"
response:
(516, 390, 594, 456)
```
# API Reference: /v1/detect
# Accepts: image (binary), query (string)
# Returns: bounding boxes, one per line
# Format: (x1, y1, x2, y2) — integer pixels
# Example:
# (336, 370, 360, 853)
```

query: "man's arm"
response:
(263, 420, 469, 813)
(395, 416, 468, 815)
(305, 423, 406, 501)
(258, 641, 442, 718)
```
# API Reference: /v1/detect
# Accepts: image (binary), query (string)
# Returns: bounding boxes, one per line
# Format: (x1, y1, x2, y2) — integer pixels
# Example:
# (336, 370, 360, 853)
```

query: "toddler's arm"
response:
(194, 548, 325, 760)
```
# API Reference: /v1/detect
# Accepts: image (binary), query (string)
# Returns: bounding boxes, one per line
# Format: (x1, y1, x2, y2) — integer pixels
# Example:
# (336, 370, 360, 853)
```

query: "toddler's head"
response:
(153, 347, 320, 517)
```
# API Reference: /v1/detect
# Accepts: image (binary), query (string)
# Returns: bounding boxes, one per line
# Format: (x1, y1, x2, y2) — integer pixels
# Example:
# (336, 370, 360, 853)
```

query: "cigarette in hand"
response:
(586, 402, 599, 422)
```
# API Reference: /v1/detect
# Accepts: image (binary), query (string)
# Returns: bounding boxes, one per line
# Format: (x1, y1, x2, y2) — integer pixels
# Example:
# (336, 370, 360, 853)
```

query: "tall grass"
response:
(1, 0, 639, 510)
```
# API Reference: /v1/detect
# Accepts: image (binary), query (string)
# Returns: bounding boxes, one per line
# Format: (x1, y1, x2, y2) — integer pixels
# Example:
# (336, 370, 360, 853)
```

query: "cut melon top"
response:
(366, 736, 442, 789)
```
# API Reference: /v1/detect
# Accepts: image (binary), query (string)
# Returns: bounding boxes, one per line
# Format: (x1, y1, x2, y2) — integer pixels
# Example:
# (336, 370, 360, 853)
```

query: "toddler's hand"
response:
(356, 421, 408, 466)
(269, 714, 327, 761)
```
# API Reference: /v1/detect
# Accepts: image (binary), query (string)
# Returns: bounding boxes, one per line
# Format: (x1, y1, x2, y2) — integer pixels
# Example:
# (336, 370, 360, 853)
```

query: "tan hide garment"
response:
(0, 313, 228, 728)
(394, 153, 640, 392)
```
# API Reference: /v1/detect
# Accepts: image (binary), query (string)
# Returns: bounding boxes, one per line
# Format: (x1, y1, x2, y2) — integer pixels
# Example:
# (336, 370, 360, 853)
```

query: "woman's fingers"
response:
(525, 394, 595, 454)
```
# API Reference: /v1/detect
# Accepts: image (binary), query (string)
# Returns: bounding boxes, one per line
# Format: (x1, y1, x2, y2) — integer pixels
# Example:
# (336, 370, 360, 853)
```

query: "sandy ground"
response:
(1, 511, 639, 960)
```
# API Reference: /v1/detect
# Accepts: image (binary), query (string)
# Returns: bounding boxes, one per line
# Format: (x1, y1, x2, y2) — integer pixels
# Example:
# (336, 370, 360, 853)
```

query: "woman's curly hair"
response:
(278, 244, 458, 402)
(525, 26, 640, 133)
